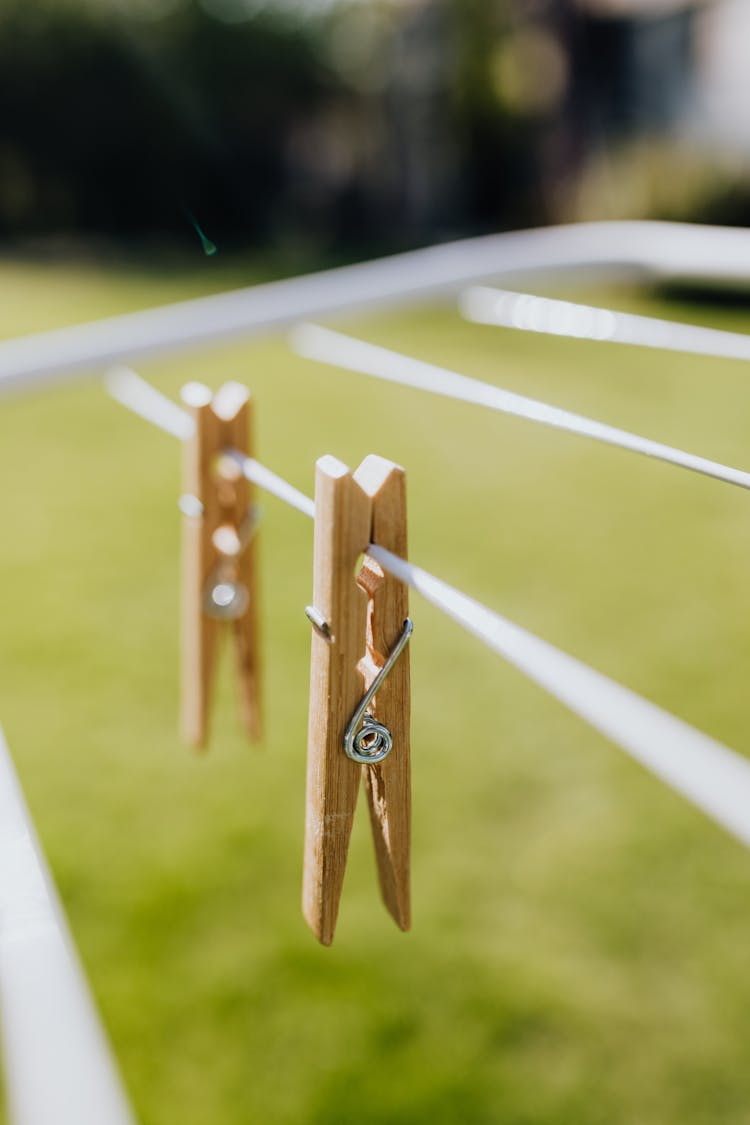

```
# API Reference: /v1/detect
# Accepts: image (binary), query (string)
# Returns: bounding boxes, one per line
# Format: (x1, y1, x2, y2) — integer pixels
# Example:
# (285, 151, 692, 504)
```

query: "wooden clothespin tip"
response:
(316, 453, 351, 480)
(212, 380, 250, 420)
(180, 381, 213, 408)
(180, 381, 262, 749)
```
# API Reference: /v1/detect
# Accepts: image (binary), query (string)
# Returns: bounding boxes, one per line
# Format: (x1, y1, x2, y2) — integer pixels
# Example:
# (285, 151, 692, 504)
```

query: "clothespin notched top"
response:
(303, 453, 412, 945)
(180, 381, 261, 749)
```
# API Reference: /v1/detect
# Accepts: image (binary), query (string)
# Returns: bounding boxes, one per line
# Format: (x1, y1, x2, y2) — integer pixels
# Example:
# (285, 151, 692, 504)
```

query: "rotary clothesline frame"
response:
(107, 364, 750, 854)
(4, 218, 750, 1125)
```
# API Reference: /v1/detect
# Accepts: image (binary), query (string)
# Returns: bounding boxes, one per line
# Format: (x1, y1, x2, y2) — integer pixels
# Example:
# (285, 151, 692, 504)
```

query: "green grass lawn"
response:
(1, 254, 750, 1125)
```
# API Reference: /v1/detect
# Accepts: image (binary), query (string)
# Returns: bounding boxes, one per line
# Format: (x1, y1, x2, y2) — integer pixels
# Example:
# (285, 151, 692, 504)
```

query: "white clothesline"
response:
(106, 369, 316, 517)
(461, 285, 750, 361)
(0, 727, 137, 1125)
(6, 220, 750, 393)
(373, 546, 750, 850)
(108, 367, 750, 854)
(290, 323, 750, 492)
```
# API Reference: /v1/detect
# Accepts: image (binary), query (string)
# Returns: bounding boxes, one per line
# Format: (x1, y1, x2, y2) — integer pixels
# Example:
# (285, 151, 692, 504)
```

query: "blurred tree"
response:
(0, 0, 742, 253)
(0, 0, 332, 247)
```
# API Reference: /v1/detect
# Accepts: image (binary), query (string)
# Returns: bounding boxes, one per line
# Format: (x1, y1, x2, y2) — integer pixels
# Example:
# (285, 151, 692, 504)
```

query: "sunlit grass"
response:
(1, 257, 750, 1125)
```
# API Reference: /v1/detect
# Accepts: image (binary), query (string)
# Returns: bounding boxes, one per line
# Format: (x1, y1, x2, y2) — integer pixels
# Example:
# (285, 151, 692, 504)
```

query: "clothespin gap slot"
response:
(343, 616, 413, 764)
(203, 505, 262, 621)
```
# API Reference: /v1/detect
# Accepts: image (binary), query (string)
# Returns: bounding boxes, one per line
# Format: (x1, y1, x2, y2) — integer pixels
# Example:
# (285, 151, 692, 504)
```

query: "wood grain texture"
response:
(180, 383, 219, 748)
(179, 381, 261, 748)
(354, 455, 411, 932)
(303, 456, 371, 946)
(213, 384, 262, 743)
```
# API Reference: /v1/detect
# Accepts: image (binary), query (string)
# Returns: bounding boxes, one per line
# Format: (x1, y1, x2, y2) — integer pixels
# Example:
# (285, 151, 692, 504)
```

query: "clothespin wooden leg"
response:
(180, 383, 220, 748)
(213, 384, 262, 743)
(180, 381, 262, 749)
(303, 456, 371, 945)
(354, 455, 411, 932)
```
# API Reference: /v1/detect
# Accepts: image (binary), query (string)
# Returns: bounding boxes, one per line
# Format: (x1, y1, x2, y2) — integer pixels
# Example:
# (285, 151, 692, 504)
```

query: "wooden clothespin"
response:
(303, 453, 412, 945)
(179, 381, 261, 748)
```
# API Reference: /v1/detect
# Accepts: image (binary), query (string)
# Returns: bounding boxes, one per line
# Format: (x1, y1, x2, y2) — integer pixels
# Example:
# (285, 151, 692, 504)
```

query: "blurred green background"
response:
(4, 0, 750, 1121)
(2, 258, 750, 1124)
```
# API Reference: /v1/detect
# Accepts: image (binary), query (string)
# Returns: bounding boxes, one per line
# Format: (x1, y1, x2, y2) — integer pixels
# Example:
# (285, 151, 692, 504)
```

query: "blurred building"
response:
(569, 0, 750, 152)
(694, 0, 750, 155)
(496, 0, 750, 223)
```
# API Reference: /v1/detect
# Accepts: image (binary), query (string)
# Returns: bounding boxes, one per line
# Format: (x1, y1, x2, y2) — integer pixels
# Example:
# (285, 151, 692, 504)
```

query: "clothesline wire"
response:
(290, 323, 750, 493)
(7, 220, 750, 393)
(106, 366, 750, 855)
(0, 726, 137, 1125)
(461, 284, 750, 362)
(226, 451, 315, 519)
